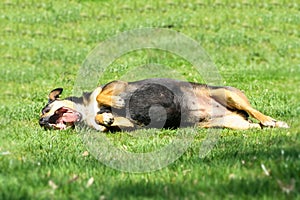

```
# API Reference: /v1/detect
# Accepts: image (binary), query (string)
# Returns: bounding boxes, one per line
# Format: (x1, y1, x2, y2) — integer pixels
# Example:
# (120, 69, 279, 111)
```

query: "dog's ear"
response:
(49, 88, 63, 101)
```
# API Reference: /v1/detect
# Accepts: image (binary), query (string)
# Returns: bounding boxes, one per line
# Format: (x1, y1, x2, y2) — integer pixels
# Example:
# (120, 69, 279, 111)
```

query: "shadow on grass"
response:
(106, 138, 299, 199)
(107, 176, 296, 199)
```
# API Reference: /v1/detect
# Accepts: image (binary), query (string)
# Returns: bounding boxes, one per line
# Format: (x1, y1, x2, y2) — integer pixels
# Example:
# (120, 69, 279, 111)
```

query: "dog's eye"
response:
(42, 107, 51, 114)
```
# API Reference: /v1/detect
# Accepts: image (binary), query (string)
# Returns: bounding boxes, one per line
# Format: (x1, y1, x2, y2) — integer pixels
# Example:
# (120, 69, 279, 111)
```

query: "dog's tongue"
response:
(62, 112, 78, 122)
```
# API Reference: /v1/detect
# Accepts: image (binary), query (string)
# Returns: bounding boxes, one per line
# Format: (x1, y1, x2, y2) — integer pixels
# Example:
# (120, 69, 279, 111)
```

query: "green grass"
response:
(0, 0, 299, 199)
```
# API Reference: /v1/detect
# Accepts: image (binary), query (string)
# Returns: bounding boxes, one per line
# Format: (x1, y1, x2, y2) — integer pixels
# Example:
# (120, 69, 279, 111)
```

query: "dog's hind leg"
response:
(209, 87, 289, 128)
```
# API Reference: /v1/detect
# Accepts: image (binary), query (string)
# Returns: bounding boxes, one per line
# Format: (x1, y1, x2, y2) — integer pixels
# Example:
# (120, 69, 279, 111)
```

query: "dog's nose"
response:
(39, 118, 47, 126)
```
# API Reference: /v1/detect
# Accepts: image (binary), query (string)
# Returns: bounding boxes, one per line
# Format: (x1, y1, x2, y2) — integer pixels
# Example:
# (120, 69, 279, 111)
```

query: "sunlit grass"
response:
(0, 0, 299, 199)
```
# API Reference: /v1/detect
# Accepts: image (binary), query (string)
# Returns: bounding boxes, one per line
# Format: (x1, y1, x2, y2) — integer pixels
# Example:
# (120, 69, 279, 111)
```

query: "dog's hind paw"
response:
(259, 116, 277, 127)
(260, 120, 276, 127)
(275, 121, 289, 128)
(260, 119, 289, 129)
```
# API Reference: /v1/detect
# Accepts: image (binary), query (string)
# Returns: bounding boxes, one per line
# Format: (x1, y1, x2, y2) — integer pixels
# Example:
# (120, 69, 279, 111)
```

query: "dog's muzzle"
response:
(39, 107, 82, 130)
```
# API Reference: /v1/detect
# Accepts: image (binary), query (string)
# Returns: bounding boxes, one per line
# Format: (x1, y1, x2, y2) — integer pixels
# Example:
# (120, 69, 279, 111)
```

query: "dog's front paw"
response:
(111, 96, 125, 109)
(95, 113, 114, 126)
(102, 112, 114, 126)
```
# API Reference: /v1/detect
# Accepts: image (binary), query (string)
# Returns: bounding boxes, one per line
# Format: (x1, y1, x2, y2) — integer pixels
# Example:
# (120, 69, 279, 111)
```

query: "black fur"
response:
(128, 83, 182, 128)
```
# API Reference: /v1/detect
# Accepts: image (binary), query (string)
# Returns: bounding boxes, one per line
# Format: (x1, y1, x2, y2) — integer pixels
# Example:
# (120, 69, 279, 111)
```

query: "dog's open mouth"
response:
(47, 107, 82, 130)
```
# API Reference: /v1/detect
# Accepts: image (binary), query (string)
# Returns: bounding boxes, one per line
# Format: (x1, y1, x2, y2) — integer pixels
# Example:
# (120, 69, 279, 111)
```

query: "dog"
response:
(39, 78, 289, 131)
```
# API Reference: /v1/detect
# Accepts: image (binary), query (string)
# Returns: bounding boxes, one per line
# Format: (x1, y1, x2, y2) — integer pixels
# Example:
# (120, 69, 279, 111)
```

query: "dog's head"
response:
(39, 88, 82, 130)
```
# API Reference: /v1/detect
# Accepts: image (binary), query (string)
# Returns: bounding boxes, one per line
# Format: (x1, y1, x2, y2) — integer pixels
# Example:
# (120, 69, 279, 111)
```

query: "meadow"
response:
(0, 0, 299, 199)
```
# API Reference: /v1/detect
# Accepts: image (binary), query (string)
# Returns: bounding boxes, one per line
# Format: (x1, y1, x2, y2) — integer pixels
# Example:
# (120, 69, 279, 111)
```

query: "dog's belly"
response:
(186, 99, 230, 121)
(182, 89, 230, 124)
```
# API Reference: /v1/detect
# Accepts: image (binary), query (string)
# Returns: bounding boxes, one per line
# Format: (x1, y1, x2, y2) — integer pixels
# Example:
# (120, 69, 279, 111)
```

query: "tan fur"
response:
(49, 88, 63, 101)
(96, 81, 128, 108)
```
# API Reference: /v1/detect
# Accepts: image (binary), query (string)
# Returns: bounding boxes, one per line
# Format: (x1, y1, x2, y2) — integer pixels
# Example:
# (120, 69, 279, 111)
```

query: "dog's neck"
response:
(72, 87, 104, 131)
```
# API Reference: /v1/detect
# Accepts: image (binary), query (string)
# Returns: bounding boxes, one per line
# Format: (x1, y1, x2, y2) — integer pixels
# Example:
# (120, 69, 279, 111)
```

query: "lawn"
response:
(0, 0, 299, 199)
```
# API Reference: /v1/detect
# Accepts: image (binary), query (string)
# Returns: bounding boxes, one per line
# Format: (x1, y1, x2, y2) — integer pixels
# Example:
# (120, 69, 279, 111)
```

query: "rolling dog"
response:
(39, 78, 289, 131)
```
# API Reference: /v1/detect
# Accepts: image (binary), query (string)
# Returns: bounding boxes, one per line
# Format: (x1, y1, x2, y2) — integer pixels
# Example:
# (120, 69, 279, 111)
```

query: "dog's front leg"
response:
(95, 111, 134, 129)
(95, 81, 135, 130)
